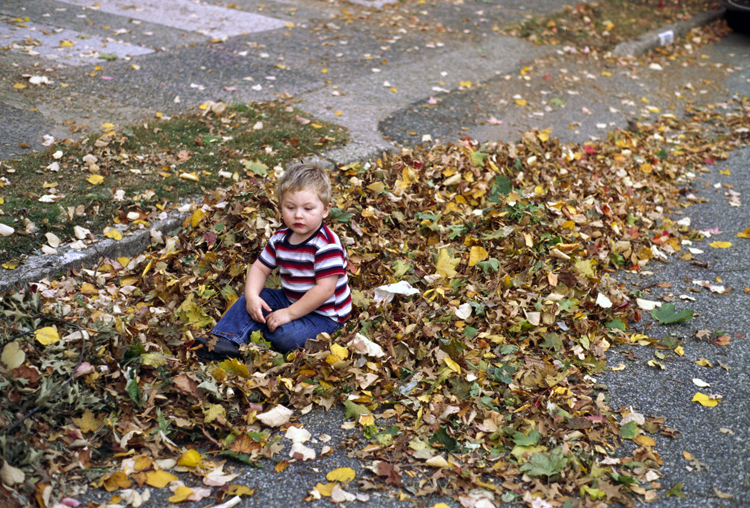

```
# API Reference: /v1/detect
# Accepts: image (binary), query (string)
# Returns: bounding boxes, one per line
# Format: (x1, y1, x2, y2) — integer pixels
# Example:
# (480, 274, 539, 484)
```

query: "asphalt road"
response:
(0, 1, 748, 507)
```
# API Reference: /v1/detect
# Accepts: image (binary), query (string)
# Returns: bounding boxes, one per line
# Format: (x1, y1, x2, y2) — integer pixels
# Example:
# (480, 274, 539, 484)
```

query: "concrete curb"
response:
(0, 212, 188, 294)
(611, 8, 725, 57)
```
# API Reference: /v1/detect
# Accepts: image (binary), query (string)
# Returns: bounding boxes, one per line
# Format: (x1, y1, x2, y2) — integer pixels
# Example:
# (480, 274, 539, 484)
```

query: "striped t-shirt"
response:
(258, 224, 351, 323)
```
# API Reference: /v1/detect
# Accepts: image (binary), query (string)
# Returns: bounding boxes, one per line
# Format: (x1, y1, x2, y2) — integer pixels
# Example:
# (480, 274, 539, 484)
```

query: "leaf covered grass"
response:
(2, 93, 748, 506)
(0, 100, 347, 264)
(506, 0, 722, 50)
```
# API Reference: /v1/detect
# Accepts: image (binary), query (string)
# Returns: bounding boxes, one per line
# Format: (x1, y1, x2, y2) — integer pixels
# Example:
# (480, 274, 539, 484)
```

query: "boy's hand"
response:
(266, 308, 292, 332)
(246, 295, 271, 323)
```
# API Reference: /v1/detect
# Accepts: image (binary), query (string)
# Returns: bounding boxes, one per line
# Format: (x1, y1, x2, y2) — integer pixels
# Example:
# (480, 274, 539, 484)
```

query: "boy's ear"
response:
(323, 203, 333, 218)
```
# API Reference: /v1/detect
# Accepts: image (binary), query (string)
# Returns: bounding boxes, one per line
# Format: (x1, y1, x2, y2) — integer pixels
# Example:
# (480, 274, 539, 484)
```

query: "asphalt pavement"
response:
(0, 1, 748, 507)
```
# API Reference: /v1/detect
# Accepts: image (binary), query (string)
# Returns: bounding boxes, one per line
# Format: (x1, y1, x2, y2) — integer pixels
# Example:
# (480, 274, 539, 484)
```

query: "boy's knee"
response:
(265, 327, 307, 352)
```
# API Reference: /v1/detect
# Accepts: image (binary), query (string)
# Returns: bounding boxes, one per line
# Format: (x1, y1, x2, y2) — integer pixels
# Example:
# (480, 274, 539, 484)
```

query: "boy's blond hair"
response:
(277, 162, 332, 206)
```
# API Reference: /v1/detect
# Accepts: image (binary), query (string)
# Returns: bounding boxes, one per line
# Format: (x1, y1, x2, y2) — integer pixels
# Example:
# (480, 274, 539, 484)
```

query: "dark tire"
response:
(726, 9, 750, 32)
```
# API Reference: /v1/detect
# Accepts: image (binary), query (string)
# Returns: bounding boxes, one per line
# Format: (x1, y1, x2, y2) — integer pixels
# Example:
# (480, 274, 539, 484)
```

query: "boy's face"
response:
(280, 189, 332, 242)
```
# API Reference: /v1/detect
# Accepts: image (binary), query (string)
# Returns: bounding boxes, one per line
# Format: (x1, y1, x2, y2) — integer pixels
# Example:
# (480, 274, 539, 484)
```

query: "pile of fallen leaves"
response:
(1, 96, 749, 507)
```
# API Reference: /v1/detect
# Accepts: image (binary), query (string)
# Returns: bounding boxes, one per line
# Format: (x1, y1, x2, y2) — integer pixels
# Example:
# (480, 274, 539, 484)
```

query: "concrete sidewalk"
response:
(0, 0, 725, 292)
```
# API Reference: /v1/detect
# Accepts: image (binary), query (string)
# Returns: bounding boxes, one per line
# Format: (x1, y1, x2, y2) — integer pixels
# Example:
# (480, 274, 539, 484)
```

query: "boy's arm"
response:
(265, 276, 338, 332)
(245, 259, 273, 322)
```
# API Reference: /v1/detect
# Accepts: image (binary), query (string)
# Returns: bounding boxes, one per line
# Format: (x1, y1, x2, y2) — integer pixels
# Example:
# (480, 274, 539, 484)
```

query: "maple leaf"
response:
(650, 304, 694, 324)
(519, 447, 569, 478)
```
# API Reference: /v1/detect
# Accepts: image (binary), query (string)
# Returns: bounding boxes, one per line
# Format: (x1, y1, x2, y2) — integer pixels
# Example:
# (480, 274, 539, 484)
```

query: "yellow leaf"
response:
(199, 103, 209, 110)
(274, 460, 289, 473)
(72, 409, 102, 434)
(430, 505, 452, 508)
(177, 449, 202, 468)
(692, 392, 718, 407)
(601, 72, 612, 77)
(60, 40, 74, 47)
(719, 169, 730, 175)
(674, 345, 685, 357)
(736, 228, 750, 239)
(191, 209, 205, 227)
(695, 358, 713, 367)
(435, 248, 458, 278)
(179, 172, 199, 182)
(460, 81, 472, 88)
(2, 260, 19, 270)
(104, 229, 122, 240)
(13, 83, 26, 89)
(515, 99, 527, 106)
(367, 181, 385, 194)
(168, 486, 194, 503)
(633, 435, 656, 447)
(145, 469, 178, 488)
(34, 326, 60, 345)
(537, 131, 549, 142)
(315, 483, 335, 497)
(219, 358, 251, 378)
(359, 413, 375, 427)
(155, 112, 163, 118)
(134, 456, 153, 471)
(225, 484, 255, 496)
(443, 357, 461, 374)
(574, 259, 596, 278)
(103, 471, 131, 492)
(709, 241, 732, 249)
(326, 467, 356, 482)
(468, 246, 488, 267)
(311, 123, 322, 129)
(334, 110, 343, 116)
(330, 343, 349, 360)
(204, 404, 226, 423)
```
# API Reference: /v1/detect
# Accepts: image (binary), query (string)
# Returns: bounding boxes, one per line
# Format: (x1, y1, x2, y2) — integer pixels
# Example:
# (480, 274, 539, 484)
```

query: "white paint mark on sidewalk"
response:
(57, 0, 287, 38)
(0, 21, 153, 66)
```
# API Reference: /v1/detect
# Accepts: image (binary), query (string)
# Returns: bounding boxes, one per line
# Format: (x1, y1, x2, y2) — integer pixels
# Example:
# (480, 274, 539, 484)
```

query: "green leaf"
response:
(98, 52, 118, 61)
(606, 317, 626, 330)
(558, 298, 579, 313)
(243, 160, 268, 176)
(650, 304, 694, 324)
(541, 332, 563, 351)
(470, 150, 489, 167)
(218, 450, 261, 467)
(125, 375, 142, 409)
(619, 421, 638, 440)
(156, 408, 171, 435)
(519, 447, 568, 477)
(580, 485, 606, 500)
(488, 175, 511, 203)
(464, 326, 478, 341)
(550, 97, 565, 107)
(511, 429, 541, 446)
(429, 426, 459, 453)
(329, 207, 354, 223)
(476, 258, 500, 274)
(343, 400, 370, 420)
(665, 483, 685, 498)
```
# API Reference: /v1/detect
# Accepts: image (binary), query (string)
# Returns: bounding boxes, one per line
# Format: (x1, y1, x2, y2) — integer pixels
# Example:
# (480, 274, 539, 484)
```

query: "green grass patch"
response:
(0, 101, 347, 264)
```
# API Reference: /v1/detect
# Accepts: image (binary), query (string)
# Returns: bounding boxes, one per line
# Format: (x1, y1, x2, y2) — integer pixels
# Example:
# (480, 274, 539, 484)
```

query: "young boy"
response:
(195, 162, 351, 359)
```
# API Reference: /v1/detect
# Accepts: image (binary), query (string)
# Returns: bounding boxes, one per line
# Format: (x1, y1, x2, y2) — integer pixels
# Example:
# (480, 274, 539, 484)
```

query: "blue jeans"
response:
(210, 289, 342, 352)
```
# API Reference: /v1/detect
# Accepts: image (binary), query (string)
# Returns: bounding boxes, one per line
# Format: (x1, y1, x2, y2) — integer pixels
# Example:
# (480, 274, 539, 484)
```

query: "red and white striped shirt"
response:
(259, 224, 351, 323)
